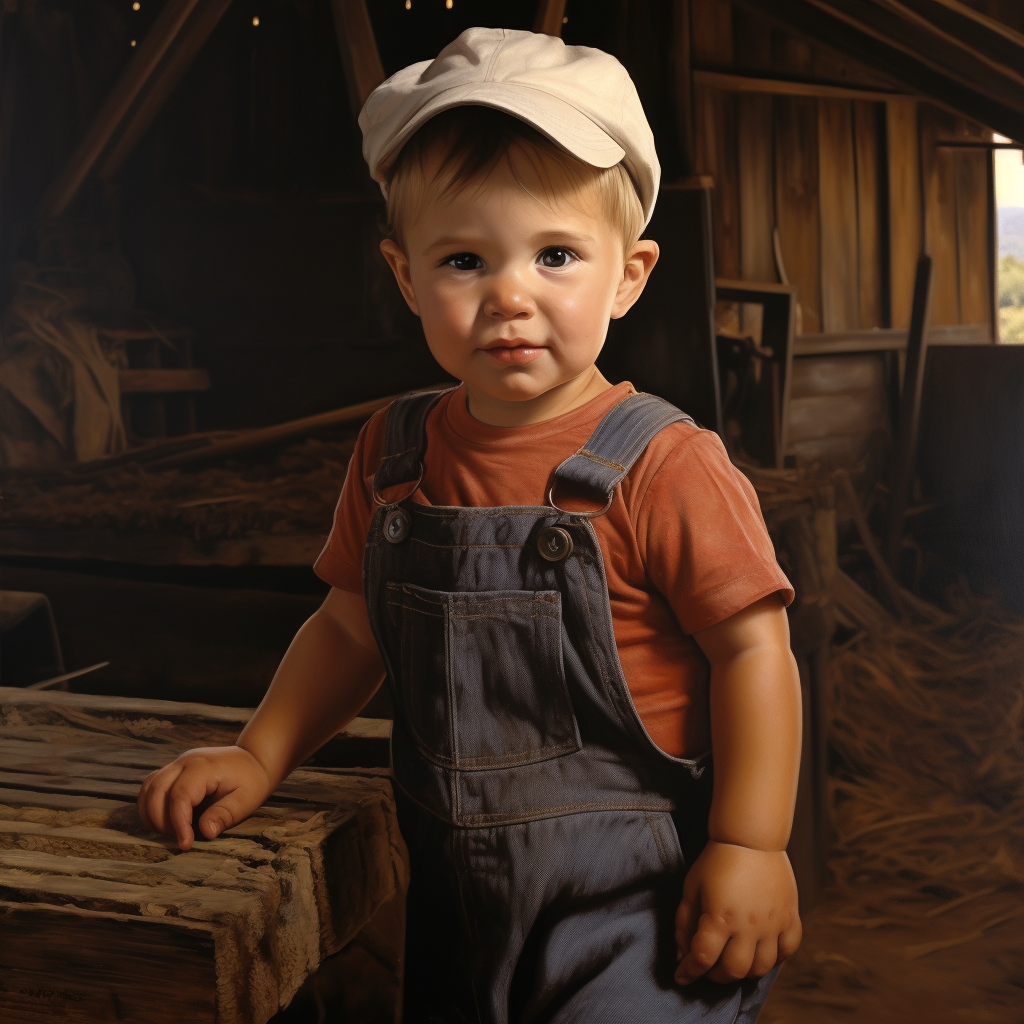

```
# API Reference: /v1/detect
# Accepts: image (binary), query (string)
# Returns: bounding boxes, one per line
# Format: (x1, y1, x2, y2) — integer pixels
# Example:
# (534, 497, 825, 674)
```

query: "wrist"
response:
(706, 837, 788, 855)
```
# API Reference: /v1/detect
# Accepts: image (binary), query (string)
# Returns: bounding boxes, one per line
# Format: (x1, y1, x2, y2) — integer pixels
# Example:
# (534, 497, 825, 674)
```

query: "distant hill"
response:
(1000, 207, 1024, 259)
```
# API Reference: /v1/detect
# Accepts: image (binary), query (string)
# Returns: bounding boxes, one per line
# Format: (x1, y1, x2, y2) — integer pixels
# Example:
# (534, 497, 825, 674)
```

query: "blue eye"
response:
(539, 247, 576, 268)
(443, 252, 483, 271)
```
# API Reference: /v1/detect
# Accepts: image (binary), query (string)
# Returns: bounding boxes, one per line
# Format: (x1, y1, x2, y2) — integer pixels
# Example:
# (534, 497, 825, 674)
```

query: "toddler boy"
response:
(138, 27, 802, 1023)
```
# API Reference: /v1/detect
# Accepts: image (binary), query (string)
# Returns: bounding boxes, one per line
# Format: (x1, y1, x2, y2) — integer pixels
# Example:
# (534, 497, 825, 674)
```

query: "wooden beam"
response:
(37, 0, 207, 219)
(693, 69, 903, 102)
(533, 0, 568, 36)
(730, 0, 1024, 142)
(98, 0, 235, 180)
(330, 0, 385, 121)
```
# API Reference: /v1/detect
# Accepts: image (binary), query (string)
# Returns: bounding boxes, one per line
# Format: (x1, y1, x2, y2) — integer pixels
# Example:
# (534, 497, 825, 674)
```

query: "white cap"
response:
(359, 27, 660, 226)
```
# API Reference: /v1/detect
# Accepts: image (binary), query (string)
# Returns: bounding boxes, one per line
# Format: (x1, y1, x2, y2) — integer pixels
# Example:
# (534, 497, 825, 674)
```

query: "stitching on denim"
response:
(577, 448, 626, 472)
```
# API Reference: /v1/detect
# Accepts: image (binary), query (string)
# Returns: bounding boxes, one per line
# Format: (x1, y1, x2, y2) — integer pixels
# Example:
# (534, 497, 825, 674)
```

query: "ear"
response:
(610, 239, 659, 319)
(380, 238, 420, 317)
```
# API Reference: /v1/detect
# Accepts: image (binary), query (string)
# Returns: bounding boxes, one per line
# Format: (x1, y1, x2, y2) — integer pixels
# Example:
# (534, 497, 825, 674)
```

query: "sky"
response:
(995, 146, 1024, 208)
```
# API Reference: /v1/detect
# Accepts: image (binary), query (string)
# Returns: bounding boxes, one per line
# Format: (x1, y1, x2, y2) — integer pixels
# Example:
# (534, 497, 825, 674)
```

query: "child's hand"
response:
(137, 745, 273, 851)
(673, 839, 802, 986)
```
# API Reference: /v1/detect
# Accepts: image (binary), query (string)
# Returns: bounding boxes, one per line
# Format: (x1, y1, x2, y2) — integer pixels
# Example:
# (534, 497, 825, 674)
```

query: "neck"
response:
(465, 367, 614, 426)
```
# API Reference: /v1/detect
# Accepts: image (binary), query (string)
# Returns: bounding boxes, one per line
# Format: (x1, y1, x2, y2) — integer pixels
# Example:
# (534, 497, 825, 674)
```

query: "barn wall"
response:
(689, 0, 997, 469)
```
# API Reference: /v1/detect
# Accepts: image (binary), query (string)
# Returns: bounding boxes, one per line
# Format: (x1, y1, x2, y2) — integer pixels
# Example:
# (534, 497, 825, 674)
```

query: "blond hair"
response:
(384, 107, 645, 252)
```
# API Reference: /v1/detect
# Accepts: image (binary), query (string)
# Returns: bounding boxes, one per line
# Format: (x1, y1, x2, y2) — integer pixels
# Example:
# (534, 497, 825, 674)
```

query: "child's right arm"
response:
(136, 587, 384, 851)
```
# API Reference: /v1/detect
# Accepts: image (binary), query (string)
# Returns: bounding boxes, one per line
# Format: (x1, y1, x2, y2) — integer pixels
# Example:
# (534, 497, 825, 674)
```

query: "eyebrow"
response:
(422, 231, 597, 255)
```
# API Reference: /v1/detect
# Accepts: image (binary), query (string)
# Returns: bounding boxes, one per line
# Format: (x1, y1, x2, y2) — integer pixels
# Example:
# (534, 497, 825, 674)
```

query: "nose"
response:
(483, 269, 534, 320)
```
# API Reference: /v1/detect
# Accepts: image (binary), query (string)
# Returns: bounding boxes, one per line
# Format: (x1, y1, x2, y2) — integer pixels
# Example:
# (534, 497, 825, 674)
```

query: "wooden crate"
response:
(0, 687, 405, 1024)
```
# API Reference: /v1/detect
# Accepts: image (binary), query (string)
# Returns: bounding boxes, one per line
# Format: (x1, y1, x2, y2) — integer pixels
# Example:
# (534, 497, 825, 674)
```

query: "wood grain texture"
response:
(886, 100, 923, 329)
(775, 96, 822, 333)
(694, 85, 741, 278)
(737, 94, 775, 340)
(954, 148, 993, 330)
(853, 102, 884, 329)
(818, 99, 860, 332)
(0, 687, 405, 1024)
(921, 108, 962, 327)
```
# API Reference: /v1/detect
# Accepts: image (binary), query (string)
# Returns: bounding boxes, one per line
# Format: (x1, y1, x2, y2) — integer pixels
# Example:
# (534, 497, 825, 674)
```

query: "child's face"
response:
(380, 149, 657, 426)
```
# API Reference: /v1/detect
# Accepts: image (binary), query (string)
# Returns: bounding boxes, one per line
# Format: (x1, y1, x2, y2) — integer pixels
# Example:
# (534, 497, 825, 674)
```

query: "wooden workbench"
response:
(0, 686, 405, 1024)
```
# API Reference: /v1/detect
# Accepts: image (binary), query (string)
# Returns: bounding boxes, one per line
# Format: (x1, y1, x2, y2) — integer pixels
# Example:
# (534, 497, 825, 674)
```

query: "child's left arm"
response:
(673, 593, 804, 986)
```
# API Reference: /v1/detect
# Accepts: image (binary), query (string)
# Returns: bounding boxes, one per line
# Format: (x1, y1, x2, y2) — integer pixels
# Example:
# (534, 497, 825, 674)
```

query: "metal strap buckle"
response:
(372, 465, 425, 508)
(546, 483, 614, 519)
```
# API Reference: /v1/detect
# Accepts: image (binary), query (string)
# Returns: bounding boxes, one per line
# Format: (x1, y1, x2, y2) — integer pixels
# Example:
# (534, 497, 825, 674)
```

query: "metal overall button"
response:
(537, 525, 573, 562)
(384, 508, 412, 544)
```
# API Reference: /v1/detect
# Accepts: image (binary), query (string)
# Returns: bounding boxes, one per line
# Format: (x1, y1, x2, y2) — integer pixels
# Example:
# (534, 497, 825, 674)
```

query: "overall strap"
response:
(553, 392, 694, 504)
(372, 387, 456, 501)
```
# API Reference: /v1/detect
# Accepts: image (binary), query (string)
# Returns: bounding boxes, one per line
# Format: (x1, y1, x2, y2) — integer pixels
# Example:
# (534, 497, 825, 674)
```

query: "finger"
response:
(138, 765, 184, 836)
(674, 914, 729, 985)
(197, 789, 254, 840)
(778, 918, 803, 962)
(168, 772, 219, 851)
(674, 896, 697, 961)
(747, 936, 779, 979)
(707, 936, 756, 984)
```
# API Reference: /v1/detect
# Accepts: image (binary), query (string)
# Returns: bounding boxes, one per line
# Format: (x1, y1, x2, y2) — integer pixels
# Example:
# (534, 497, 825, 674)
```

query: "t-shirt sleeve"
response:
(312, 408, 388, 593)
(634, 428, 795, 635)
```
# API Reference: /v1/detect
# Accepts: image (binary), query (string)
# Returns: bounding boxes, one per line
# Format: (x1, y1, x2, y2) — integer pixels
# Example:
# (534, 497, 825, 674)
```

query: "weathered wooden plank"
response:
(0, 900, 218, 1024)
(737, 93, 775, 340)
(0, 687, 406, 1023)
(818, 99, 860, 332)
(694, 85, 741, 279)
(920, 107, 961, 326)
(887, 99, 923, 329)
(853, 101, 884, 329)
(788, 353, 887, 397)
(954, 148, 993, 331)
(775, 96, 822, 333)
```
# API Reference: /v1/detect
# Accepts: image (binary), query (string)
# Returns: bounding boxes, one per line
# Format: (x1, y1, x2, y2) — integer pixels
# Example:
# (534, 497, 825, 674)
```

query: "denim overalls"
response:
(363, 388, 778, 1023)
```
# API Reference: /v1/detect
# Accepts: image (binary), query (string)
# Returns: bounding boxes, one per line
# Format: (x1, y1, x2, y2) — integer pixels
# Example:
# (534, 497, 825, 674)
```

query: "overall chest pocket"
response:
(384, 582, 581, 770)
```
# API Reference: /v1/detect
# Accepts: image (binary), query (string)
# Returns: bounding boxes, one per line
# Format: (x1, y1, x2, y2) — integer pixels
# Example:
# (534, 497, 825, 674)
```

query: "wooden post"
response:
(887, 254, 934, 572)
(37, 0, 207, 219)
(330, 0, 385, 122)
(533, 0, 568, 37)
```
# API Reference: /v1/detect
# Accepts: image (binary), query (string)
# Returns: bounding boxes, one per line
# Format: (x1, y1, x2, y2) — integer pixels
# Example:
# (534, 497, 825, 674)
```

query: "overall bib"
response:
(363, 389, 779, 1024)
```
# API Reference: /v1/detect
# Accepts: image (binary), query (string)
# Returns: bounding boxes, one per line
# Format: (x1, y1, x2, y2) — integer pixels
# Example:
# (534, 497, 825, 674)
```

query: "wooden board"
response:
(853, 101, 884, 329)
(818, 99, 860, 332)
(886, 100, 922, 330)
(920, 107, 962, 327)
(737, 93, 776, 339)
(785, 353, 889, 468)
(775, 96, 822, 334)
(0, 687, 404, 1024)
(954, 148, 993, 331)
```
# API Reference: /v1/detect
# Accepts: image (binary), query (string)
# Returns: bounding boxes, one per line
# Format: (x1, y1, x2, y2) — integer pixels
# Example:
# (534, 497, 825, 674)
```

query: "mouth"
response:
(482, 340, 546, 366)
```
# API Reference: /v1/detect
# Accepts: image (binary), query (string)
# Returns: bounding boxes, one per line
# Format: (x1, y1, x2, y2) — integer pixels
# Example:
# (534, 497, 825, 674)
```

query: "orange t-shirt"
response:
(314, 381, 793, 758)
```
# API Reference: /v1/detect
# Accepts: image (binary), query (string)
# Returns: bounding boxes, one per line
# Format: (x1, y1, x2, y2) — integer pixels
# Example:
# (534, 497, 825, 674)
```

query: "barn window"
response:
(995, 134, 1024, 344)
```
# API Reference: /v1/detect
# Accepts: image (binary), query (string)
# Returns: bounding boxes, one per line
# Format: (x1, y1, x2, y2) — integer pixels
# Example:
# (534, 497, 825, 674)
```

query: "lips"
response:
(482, 340, 546, 365)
